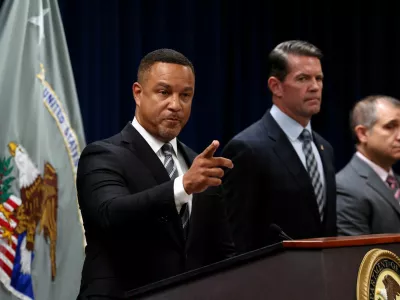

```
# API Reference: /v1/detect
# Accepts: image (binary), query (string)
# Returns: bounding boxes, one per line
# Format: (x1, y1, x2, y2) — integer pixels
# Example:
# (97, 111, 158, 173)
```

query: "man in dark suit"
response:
(221, 40, 337, 254)
(337, 95, 400, 235)
(76, 49, 235, 299)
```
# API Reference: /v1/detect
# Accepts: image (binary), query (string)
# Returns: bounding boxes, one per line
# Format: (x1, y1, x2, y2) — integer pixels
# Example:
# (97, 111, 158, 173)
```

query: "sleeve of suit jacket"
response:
(180, 143, 237, 259)
(77, 142, 177, 232)
(205, 186, 237, 260)
(222, 139, 260, 254)
(336, 180, 371, 236)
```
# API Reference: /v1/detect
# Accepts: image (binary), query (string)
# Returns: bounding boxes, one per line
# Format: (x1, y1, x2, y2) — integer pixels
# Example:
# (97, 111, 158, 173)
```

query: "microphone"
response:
(269, 223, 293, 241)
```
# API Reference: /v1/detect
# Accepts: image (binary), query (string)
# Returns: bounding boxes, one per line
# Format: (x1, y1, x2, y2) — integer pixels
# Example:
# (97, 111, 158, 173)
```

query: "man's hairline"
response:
(138, 62, 195, 84)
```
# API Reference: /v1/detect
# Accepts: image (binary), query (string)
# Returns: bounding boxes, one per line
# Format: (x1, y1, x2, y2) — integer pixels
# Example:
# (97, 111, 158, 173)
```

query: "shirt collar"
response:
(270, 104, 313, 142)
(132, 117, 178, 156)
(356, 151, 394, 182)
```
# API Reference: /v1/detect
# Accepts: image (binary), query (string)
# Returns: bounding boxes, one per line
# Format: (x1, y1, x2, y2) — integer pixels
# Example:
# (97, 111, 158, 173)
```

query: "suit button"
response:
(158, 216, 168, 222)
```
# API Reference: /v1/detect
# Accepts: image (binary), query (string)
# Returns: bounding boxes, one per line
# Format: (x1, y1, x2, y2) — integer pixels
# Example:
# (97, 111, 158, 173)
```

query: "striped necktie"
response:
(299, 129, 325, 221)
(161, 143, 189, 231)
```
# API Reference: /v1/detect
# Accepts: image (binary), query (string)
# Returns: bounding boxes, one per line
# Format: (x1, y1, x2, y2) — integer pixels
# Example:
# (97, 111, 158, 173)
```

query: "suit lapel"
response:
(121, 123, 170, 184)
(313, 134, 334, 192)
(352, 155, 400, 216)
(177, 142, 199, 249)
(313, 135, 329, 176)
(367, 175, 400, 216)
(120, 123, 185, 249)
(265, 113, 309, 182)
(263, 112, 322, 225)
(177, 141, 195, 167)
(313, 134, 334, 225)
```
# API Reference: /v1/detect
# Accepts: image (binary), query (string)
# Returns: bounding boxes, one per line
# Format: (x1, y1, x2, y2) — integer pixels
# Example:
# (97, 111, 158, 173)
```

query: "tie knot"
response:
(161, 143, 174, 156)
(387, 175, 398, 188)
(299, 129, 312, 142)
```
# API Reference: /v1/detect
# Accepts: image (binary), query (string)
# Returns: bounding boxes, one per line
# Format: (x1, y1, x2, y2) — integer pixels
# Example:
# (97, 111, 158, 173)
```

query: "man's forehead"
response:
(376, 100, 400, 121)
(144, 63, 194, 81)
(152, 80, 194, 90)
(149, 62, 192, 74)
(287, 54, 322, 73)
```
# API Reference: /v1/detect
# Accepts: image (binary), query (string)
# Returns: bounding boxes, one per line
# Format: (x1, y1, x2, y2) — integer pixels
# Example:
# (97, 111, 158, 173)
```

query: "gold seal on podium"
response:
(357, 249, 400, 300)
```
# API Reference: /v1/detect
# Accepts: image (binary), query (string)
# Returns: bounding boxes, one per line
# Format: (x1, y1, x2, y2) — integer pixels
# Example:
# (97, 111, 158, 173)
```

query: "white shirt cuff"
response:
(174, 175, 192, 213)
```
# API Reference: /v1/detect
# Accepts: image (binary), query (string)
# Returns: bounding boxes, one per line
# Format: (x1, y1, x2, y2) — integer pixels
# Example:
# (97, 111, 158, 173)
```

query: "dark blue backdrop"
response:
(57, 1, 400, 172)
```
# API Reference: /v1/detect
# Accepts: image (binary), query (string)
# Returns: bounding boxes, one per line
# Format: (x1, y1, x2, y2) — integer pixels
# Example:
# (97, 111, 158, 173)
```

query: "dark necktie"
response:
(299, 129, 325, 221)
(161, 143, 189, 232)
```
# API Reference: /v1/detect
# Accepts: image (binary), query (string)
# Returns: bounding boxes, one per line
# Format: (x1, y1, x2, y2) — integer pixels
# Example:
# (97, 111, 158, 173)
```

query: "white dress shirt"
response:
(270, 104, 326, 197)
(356, 151, 394, 186)
(132, 117, 192, 214)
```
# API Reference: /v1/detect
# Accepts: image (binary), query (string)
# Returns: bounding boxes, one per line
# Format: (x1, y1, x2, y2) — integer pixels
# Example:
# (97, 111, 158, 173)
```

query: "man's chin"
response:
(307, 107, 321, 116)
(158, 127, 181, 141)
(391, 149, 400, 158)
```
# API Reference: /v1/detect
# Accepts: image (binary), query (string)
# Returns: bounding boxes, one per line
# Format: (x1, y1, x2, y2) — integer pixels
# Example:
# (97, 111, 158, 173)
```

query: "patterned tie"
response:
(161, 143, 189, 232)
(386, 175, 400, 200)
(299, 129, 325, 221)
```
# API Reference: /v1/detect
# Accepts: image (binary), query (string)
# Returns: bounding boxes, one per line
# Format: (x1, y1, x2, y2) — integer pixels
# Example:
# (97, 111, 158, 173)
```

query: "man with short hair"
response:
(336, 95, 400, 236)
(76, 48, 235, 299)
(222, 40, 337, 253)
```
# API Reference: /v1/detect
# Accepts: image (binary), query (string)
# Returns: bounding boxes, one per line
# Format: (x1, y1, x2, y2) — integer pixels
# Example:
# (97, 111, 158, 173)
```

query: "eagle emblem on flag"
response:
(0, 142, 58, 299)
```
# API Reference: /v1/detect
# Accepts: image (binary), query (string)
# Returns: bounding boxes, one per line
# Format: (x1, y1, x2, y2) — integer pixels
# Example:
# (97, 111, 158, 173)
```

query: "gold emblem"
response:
(0, 142, 58, 280)
(357, 249, 400, 300)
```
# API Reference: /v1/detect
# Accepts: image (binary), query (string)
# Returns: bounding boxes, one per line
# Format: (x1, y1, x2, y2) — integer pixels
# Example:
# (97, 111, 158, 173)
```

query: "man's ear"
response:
(354, 125, 369, 144)
(268, 76, 283, 98)
(132, 82, 142, 107)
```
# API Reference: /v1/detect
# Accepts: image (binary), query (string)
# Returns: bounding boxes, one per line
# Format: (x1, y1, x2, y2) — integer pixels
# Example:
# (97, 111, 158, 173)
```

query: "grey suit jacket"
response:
(336, 153, 400, 235)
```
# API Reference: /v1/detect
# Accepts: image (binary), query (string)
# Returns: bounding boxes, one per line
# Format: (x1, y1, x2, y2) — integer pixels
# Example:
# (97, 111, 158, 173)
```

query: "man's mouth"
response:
(305, 98, 320, 102)
(164, 118, 180, 123)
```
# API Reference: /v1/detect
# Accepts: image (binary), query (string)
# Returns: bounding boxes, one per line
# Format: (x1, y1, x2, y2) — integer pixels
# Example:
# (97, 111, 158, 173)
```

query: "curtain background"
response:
(56, 1, 399, 172)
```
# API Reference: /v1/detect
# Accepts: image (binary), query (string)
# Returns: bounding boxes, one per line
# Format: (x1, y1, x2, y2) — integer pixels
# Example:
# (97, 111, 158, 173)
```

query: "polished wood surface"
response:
(283, 234, 400, 248)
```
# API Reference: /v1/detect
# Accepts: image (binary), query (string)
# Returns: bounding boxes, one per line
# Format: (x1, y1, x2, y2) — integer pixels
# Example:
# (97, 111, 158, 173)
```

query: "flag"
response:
(0, 0, 86, 299)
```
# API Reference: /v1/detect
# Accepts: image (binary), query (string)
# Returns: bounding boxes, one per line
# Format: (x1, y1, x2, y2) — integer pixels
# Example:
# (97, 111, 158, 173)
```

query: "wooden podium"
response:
(127, 234, 400, 299)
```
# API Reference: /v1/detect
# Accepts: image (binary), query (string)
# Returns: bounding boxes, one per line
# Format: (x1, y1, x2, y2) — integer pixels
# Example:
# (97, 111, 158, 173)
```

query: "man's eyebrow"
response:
(295, 72, 324, 77)
(383, 119, 399, 125)
(154, 82, 171, 89)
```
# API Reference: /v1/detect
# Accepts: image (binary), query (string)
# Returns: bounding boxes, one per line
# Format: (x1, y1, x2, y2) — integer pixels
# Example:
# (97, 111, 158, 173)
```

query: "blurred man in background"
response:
(337, 95, 400, 235)
(222, 40, 337, 253)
